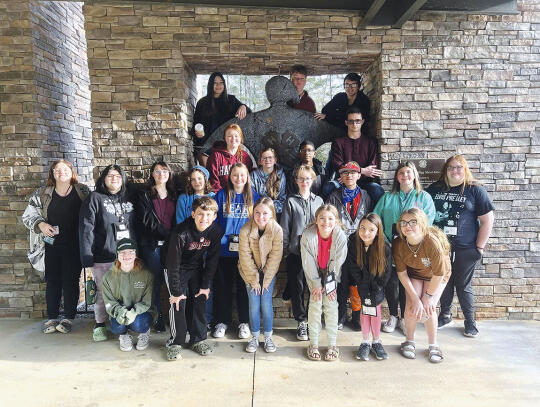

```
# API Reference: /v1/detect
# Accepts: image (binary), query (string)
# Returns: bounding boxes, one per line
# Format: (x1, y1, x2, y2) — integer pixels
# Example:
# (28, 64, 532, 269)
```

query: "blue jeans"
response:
(110, 312, 152, 334)
(142, 246, 163, 314)
(245, 276, 276, 336)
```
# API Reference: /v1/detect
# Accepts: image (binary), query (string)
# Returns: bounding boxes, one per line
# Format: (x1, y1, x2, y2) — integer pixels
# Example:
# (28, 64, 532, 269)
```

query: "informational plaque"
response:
(408, 159, 446, 186)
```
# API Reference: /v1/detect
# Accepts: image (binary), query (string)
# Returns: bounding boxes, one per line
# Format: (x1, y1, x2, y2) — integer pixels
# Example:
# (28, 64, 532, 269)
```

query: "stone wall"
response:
(82, 0, 540, 321)
(0, 0, 91, 318)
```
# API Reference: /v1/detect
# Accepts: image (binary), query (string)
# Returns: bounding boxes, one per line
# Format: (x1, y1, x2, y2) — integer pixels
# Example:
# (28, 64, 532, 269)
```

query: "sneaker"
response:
(463, 320, 479, 338)
(382, 315, 397, 333)
(55, 319, 72, 334)
(264, 336, 276, 353)
(245, 337, 259, 353)
(356, 343, 370, 361)
(398, 318, 407, 336)
(119, 334, 133, 351)
(153, 314, 165, 333)
(337, 322, 344, 331)
(371, 342, 388, 360)
(166, 344, 182, 361)
(93, 325, 108, 342)
(136, 329, 150, 351)
(296, 321, 308, 341)
(438, 314, 455, 329)
(192, 340, 213, 356)
(238, 323, 251, 339)
(213, 323, 227, 338)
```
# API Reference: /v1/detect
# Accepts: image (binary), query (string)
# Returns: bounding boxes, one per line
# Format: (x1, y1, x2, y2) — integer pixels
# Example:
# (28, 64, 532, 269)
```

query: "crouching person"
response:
(164, 196, 223, 361)
(102, 238, 154, 352)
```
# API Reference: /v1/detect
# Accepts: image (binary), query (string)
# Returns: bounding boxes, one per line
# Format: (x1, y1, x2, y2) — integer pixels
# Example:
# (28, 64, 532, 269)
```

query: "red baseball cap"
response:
(339, 161, 361, 174)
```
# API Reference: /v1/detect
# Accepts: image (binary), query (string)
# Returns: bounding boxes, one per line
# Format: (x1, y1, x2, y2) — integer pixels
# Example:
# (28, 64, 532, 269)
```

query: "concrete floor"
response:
(0, 318, 539, 407)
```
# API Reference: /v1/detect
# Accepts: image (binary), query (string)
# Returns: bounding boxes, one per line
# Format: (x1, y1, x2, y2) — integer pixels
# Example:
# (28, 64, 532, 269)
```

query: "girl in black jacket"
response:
(136, 161, 177, 332)
(345, 212, 391, 361)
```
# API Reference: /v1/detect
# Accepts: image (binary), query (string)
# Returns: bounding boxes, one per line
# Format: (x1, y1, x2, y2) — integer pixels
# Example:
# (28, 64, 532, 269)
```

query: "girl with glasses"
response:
(250, 148, 286, 220)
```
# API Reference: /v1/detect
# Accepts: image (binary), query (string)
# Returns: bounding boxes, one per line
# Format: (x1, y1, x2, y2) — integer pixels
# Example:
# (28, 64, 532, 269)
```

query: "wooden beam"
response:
(359, 0, 387, 28)
(392, 0, 428, 28)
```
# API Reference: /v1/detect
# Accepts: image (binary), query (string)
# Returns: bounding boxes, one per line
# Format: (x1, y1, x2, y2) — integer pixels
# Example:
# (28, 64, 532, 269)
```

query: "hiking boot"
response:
(371, 342, 388, 360)
(136, 329, 150, 351)
(296, 321, 308, 341)
(438, 314, 454, 329)
(463, 320, 479, 338)
(382, 315, 397, 333)
(245, 336, 259, 353)
(238, 323, 251, 339)
(119, 334, 133, 352)
(264, 336, 276, 353)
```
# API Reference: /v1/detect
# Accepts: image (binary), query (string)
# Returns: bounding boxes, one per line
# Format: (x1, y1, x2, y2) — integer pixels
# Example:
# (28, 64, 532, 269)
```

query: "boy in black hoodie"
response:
(164, 196, 223, 361)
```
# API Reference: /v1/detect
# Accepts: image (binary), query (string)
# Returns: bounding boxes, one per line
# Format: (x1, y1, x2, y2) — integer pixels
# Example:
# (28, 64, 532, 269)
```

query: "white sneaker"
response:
(382, 315, 397, 333)
(119, 334, 133, 352)
(136, 329, 150, 351)
(398, 318, 407, 336)
(264, 336, 276, 353)
(213, 323, 227, 338)
(238, 323, 251, 339)
(245, 336, 259, 353)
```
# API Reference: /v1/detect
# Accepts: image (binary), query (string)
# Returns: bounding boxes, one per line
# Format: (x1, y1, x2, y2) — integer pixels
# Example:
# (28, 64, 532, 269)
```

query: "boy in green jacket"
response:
(102, 238, 154, 352)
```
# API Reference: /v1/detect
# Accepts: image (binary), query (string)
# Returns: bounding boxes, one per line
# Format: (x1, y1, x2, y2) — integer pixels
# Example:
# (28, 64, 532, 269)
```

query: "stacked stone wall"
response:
(0, 0, 92, 318)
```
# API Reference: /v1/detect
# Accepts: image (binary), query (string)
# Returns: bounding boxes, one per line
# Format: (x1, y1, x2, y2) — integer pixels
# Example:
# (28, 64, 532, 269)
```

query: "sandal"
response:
(428, 345, 444, 363)
(167, 344, 182, 361)
(92, 326, 108, 342)
(55, 319, 72, 334)
(400, 341, 416, 359)
(43, 320, 57, 334)
(324, 346, 340, 362)
(307, 345, 321, 361)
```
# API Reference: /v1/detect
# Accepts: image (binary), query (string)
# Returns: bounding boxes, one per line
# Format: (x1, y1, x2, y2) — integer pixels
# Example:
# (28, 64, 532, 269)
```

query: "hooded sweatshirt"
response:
(215, 187, 260, 257)
(79, 190, 136, 267)
(206, 141, 253, 192)
(102, 262, 153, 324)
(165, 217, 223, 297)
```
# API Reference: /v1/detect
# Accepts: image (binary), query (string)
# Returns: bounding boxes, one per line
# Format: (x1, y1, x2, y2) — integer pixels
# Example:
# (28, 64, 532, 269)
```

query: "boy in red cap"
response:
(327, 161, 373, 331)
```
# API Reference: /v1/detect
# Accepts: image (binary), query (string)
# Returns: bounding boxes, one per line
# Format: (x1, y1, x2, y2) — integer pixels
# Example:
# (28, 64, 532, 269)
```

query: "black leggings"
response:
(384, 265, 406, 318)
(213, 257, 249, 325)
(44, 245, 81, 320)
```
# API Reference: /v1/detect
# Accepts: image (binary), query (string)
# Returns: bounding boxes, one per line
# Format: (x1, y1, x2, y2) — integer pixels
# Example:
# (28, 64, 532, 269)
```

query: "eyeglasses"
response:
(106, 174, 122, 179)
(447, 165, 464, 171)
(296, 177, 312, 183)
(260, 156, 275, 161)
(53, 169, 70, 174)
(399, 220, 418, 228)
(154, 170, 169, 175)
(341, 171, 359, 176)
(300, 148, 315, 153)
(346, 119, 363, 125)
(344, 83, 358, 89)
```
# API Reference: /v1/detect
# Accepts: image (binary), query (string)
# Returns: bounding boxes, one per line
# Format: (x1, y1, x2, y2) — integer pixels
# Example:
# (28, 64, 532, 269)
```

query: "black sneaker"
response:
(371, 342, 388, 360)
(356, 343, 370, 361)
(437, 314, 454, 329)
(153, 314, 165, 333)
(463, 320, 479, 338)
(296, 321, 308, 341)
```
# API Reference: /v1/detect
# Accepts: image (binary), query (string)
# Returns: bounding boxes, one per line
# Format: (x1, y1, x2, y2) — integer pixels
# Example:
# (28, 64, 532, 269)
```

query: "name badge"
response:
(228, 234, 239, 252)
(158, 240, 165, 247)
(324, 272, 337, 296)
(443, 226, 457, 236)
(114, 222, 131, 241)
(362, 306, 377, 316)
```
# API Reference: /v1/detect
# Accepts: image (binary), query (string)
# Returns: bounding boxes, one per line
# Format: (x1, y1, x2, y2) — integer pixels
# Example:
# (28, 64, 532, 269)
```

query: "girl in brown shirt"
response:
(392, 208, 451, 363)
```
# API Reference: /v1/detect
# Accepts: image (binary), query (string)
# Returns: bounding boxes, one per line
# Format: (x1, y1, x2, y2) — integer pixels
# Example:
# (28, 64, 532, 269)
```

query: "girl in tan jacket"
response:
(238, 197, 283, 353)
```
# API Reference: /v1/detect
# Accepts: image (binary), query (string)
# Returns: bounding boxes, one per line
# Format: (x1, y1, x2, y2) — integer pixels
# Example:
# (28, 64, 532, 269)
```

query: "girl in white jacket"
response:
(300, 204, 347, 361)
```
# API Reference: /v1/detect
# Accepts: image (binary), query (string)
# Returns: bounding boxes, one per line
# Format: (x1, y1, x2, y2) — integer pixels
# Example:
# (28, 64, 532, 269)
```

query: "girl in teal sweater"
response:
(373, 161, 435, 335)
